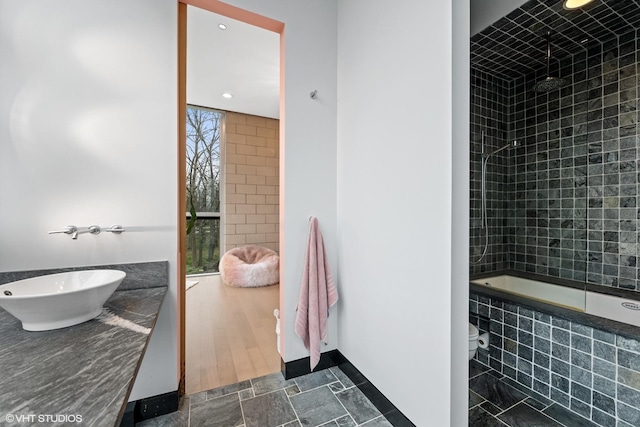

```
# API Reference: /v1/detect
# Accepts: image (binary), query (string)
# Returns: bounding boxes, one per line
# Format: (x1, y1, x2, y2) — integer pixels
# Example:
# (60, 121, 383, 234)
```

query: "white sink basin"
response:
(0, 269, 126, 331)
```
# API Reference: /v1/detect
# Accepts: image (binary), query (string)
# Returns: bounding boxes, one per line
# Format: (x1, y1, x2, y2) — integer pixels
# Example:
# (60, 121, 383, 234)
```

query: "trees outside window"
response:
(186, 106, 222, 274)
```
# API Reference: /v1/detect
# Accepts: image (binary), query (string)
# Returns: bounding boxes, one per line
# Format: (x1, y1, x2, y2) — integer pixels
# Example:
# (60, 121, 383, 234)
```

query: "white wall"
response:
(337, 0, 465, 425)
(0, 0, 178, 401)
(453, 0, 471, 425)
(217, 0, 339, 363)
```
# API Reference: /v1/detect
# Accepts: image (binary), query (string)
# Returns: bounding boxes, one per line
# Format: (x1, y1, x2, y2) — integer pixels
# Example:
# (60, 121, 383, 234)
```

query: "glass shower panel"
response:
(505, 30, 589, 308)
(586, 32, 640, 293)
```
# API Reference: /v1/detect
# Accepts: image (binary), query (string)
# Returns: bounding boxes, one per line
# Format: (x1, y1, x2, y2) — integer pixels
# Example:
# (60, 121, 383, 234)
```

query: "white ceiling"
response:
(186, 6, 280, 119)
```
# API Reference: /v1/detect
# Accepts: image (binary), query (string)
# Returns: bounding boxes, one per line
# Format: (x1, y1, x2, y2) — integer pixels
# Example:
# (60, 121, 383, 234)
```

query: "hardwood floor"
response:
(185, 274, 281, 394)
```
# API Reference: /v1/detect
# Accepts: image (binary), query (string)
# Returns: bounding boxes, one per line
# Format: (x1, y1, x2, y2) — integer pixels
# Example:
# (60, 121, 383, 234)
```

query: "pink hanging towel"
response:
(294, 216, 339, 371)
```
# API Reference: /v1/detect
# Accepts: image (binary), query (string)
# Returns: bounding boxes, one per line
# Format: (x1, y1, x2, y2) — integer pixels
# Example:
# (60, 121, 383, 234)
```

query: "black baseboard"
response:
(281, 349, 341, 379)
(337, 352, 415, 427)
(118, 402, 136, 427)
(119, 390, 179, 426)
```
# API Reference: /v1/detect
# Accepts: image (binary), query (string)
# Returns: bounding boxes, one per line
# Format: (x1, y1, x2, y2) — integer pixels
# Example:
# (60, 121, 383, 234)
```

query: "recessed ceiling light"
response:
(218, 23, 227, 30)
(563, 0, 595, 10)
(222, 92, 233, 99)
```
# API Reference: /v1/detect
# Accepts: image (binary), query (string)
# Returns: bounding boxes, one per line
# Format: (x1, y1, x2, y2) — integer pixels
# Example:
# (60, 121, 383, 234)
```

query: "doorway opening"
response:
(179, 1, 284, 395)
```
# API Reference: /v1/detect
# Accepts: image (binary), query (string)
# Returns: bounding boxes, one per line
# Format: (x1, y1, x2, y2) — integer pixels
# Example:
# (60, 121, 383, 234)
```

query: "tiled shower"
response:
(470, 0, 640, 291)
(469, 1, 640, 426)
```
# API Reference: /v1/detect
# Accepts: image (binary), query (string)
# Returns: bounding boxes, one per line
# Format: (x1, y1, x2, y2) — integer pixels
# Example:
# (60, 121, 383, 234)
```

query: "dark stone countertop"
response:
(0, 286, 167, 427)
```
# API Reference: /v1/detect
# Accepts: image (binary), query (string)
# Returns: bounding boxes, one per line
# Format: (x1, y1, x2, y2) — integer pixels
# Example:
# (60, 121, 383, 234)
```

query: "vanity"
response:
(0, 261, 168, 427)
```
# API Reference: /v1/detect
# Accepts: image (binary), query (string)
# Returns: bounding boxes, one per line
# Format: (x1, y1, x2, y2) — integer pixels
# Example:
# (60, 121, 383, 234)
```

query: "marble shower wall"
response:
(471, 29, 640, 292)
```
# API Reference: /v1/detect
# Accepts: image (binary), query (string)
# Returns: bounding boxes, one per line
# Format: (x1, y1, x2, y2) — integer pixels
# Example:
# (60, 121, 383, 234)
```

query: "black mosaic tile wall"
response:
(470, 293, 640, 427)
(470, 30, 640, 292)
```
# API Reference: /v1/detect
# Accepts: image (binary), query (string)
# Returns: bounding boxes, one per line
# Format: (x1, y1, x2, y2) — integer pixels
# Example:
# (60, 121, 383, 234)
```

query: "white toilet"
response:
(469, 323, 479, 360)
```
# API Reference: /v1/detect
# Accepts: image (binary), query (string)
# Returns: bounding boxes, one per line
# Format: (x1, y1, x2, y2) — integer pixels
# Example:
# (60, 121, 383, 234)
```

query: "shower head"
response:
(533, 31, 567, 93)
(533, 76, 567, 93)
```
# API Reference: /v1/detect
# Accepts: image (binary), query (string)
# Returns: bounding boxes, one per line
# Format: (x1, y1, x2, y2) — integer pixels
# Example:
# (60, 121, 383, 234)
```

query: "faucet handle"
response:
(104, 225, 125, 234)
(48, 225, 77, 235)
(48, 225, 78, 239)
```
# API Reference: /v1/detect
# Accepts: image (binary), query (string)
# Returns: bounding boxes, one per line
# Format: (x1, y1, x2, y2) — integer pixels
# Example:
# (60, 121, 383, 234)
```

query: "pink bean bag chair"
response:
(219, 245, 279, 287)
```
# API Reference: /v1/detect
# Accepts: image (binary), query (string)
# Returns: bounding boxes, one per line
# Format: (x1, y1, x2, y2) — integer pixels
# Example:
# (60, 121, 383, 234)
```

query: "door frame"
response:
(177, 0, 284, 393)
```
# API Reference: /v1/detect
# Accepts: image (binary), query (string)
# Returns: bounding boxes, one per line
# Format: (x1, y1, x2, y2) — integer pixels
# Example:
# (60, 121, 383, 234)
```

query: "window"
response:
(186, 106, 223, 274)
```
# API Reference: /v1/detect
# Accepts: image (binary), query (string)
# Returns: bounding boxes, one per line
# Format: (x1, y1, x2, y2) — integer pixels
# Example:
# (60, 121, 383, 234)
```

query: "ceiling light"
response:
(222, 92, 233, 99)
(563, 0, 595, 9)
(218, 23, 227, 30)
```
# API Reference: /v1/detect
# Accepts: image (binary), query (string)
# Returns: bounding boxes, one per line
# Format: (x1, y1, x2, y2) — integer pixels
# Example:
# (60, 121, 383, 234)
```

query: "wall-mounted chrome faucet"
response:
(48, 224, 125, 239)
(48, 225, 78, 240)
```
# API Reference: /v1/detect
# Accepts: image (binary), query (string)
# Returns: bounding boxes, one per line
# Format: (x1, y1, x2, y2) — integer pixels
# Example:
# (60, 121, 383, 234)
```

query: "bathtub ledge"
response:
(470, 270, 640, 342)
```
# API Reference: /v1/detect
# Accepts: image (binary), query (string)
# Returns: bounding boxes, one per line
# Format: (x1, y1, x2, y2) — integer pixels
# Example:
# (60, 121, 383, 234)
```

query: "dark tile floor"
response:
(136, 366, 393, 427)
(137, 360, 599, 426)
(469, 360, 598, 427)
